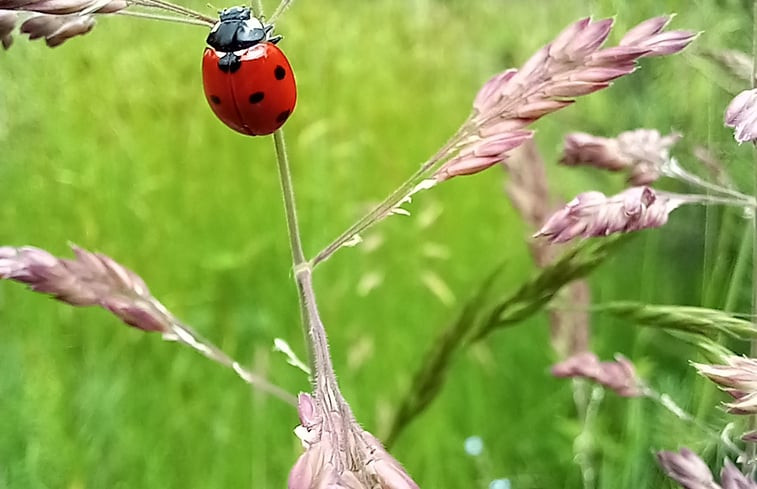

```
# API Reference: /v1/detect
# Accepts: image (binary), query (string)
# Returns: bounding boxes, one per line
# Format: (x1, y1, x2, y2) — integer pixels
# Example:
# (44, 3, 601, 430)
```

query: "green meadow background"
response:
(0, 0, 754, 487)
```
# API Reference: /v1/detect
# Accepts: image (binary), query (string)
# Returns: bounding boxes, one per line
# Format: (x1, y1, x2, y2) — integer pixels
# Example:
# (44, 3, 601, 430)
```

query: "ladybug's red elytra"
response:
(202, 6, 296, 136)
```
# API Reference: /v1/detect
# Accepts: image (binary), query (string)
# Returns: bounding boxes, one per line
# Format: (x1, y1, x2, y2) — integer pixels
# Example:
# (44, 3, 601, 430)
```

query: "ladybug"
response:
(202, 6, 296, 136)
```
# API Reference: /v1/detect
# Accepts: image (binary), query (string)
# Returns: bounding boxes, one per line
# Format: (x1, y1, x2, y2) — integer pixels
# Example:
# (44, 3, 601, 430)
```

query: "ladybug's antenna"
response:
(268, 0, 293, 23)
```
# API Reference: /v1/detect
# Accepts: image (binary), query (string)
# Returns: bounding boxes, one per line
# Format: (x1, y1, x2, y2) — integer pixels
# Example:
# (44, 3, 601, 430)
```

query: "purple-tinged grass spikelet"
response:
(659, 450, 757, 489)
(657, 448, 719, 489)
(0, 245, 297, 404)
(620, 16, 700, 56)
(725, 89, 757, 144)
(431, 15, 695, 182)
(313, 15, 696, 266)
(0, 245, 161, 321)
(19, 13, 94, 46)
(286, 267, 420, 488)
(694, 356, 757, 391)
(720, 460, 757, 489)
(0, 10, 15, 47)
(534, 186, 682, 243)
(552, 352, 644, 397)
(2, 0, 125, 14)
(435, 131, 533, 180)
(288, 393, 419, 489)
(694, 357, 757, 415)
(0, 0, 126, 47)
(743, 431, 757, 443)
(561, 129, 681, 185)
(1, 0, 216, 48)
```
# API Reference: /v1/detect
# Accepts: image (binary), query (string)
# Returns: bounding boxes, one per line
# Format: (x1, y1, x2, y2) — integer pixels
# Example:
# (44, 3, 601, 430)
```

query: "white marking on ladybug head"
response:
(209, 21, 220, 33)
(243, 16, 264, 33)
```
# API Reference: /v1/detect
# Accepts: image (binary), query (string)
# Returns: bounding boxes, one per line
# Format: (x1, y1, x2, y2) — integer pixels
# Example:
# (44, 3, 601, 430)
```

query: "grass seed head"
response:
(0, 245, 172, 333)
(720, 459, 757, 489)
(288, 393, 419, 489)
(725, 88, 757, 144)
(561, 129, 681, 185)
(657, 448, 717, 489)
(551, 351, 643, 397)
(534, 186, 681, 243)
(437, 16, 695, 183)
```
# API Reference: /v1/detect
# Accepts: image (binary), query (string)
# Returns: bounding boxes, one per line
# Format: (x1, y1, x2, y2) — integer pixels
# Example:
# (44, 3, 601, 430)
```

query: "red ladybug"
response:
(202, 6, 296, 136)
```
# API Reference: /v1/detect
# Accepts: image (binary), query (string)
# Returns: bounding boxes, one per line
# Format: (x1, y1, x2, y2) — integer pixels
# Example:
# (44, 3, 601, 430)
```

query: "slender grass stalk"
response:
(114, 10, 214, 26)
(251, 0, 263, 18)
(726, 224, 753, 312)
(168, 318, 297, 405)
(272, 130, 314, 371)
(273, 130, 307, 268)
(311, 126, 469, 267)
(748, 0, 757, 475)
(574, 385, 603, 489)
(272, 130, 346, 411)
(646, 388, 745, 459)
(127, 0, 215, 24)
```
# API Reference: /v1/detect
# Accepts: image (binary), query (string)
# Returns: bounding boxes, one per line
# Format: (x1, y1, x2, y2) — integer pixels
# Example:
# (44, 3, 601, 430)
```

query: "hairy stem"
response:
(272, 130, 343, 399)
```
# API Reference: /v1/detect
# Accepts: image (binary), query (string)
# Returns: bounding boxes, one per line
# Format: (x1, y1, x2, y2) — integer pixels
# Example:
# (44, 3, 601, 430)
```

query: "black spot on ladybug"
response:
(274, 65, 286, 80)
(249, 92, 265, 104)
(210, 95, 222, 104)
(276, 110, 291, 123)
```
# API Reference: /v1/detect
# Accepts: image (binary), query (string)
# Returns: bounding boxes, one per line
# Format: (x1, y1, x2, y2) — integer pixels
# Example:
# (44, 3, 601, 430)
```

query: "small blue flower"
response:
(464, 436, 484, 457)
(489, 479, 511, 489)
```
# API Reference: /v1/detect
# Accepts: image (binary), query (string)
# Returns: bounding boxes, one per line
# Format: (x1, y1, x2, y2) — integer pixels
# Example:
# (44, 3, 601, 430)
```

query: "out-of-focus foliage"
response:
(0, 0, 751, 487)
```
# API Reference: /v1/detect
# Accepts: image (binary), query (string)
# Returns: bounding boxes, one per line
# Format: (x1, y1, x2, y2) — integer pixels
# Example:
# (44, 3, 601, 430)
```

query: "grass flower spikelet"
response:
(535, 186, 682, 243)
(657, 448, 718, 489)
(725, 88, 757, 144)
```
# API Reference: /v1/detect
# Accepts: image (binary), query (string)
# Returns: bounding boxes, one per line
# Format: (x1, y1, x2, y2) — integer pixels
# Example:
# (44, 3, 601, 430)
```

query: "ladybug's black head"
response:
(218, 6, 250, 22)
(207, 6, 274, 52)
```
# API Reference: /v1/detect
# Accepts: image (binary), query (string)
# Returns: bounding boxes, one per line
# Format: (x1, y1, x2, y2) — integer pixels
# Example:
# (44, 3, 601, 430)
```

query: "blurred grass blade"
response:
(597, 301, 757, 340)
(384, 236, 628, 446)
(665, 330, 735, 363)
(469, 236, 629, 342)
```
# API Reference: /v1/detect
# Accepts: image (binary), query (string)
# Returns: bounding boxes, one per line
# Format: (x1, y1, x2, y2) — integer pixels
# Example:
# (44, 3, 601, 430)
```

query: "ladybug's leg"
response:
(264, 24, 282, 44)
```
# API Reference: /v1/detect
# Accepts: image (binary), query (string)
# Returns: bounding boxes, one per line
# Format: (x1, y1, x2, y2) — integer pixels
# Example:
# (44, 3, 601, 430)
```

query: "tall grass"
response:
(0, 0, 753, 487)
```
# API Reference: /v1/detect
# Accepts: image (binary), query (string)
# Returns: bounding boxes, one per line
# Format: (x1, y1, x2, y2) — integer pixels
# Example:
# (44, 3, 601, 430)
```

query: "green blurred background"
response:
(0, 0, 754, 487)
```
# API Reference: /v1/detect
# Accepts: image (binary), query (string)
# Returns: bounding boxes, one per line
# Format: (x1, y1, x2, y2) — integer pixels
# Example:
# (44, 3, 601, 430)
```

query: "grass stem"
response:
(272, 130, 342, 395)
(748, 0, 757, 474)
